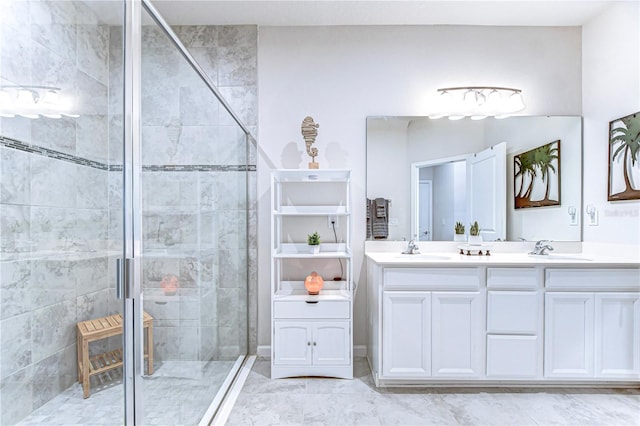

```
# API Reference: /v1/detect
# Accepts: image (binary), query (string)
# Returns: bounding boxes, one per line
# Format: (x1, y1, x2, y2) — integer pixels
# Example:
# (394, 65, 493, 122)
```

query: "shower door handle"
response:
(116, 258, 135, 299)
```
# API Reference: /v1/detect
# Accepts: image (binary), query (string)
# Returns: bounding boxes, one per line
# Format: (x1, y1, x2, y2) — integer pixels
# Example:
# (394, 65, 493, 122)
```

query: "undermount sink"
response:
(528, 253, 593, 262)
(395, 253, 452, 260)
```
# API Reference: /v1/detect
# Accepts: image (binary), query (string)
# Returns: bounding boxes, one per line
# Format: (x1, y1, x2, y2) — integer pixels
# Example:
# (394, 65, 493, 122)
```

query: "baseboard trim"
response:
(257, 345, 270, 358)
(256, 345, 367, 359)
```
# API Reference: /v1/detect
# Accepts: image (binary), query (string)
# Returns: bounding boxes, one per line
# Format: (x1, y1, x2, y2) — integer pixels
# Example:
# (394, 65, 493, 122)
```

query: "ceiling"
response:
(91, 0, 620, 27)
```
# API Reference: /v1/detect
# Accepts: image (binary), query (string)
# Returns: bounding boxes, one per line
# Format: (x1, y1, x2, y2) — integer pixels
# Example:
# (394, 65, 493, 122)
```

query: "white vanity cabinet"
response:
(367, 254, 640, 386)
(545, 269, 640, 380)
(270, 170, 353, 379)
(374, 267, 484, 383)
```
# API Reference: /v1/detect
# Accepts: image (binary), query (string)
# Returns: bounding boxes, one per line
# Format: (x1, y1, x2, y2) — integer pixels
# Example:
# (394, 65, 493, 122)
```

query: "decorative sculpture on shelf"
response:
(301, 116, 319, 169)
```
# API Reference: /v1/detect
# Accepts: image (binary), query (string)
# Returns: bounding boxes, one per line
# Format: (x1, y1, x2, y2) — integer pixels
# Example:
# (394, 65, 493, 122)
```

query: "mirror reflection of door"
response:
(412, 155, 467, 241)
(411, 142, 506, 242)
(467, 142, 507, 241)
(418, 180, 432, 241)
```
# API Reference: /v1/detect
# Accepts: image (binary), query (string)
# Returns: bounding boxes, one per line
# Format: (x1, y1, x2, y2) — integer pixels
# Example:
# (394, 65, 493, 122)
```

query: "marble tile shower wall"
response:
(0, 4, 257, 423)
(0, 1, 113, 424)
(134, 24, 257, 362)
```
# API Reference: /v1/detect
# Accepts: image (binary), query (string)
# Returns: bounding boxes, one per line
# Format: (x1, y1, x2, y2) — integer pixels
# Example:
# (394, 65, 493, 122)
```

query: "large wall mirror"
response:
(366, 116, 583, 242)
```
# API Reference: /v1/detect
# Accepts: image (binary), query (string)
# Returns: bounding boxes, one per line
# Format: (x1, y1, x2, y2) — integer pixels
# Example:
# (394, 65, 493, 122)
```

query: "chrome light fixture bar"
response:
(0, 85, 79, 119)
(429, 86, 525, 120)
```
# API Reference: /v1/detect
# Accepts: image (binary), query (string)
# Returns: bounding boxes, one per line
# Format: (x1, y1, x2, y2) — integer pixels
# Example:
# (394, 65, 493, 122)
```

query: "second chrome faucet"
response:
(529, 240, 554, 255)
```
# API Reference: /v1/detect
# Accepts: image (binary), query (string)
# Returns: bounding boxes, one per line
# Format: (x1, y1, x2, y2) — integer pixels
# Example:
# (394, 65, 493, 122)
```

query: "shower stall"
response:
(0, 0, 256, 424)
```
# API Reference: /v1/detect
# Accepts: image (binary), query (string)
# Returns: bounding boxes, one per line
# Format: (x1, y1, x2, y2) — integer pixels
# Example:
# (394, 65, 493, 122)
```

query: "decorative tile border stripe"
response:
(142, 164, 256, 172)
(1, 135, 256, 172)
(0, 135, 108, 170)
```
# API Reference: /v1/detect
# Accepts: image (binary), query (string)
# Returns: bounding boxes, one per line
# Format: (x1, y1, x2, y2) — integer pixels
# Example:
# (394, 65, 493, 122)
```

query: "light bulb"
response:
(511, 92, 525, 111)
(463, 90, 477, 109)
(42, 90, 60, 106)
(505, 91, 525, 112)
(0, 90, 12, 108)
(475, 90, 486, 106)
(16, 89, 36, 108)
(484, 89, 501, 112)
(448, 115, 465, 121)
(470, 115, 487, 120)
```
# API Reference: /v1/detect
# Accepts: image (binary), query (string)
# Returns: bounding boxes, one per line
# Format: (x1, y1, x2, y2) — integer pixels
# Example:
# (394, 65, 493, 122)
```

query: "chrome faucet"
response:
(402, 238, 421, 254)
(529, 240, 554, 255)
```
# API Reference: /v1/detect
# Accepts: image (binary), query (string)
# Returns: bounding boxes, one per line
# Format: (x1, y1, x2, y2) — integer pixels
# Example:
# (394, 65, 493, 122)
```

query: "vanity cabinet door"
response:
(431, 292, 483, 377)
(595, 293, 640, 379)
(382, 291, 431, 377)
(545, 293, 594, 378)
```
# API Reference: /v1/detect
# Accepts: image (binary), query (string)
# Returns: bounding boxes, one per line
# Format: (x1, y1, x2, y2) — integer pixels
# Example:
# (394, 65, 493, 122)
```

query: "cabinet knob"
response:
(313, 342, 317, 346)
(307, 341, 311, 346)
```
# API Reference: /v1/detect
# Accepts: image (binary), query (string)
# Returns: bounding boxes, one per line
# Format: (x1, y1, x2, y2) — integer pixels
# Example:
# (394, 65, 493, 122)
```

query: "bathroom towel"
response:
(366, 199, 372, 239)
(375, 197, 387, 218)
(371, 198, 389, 239)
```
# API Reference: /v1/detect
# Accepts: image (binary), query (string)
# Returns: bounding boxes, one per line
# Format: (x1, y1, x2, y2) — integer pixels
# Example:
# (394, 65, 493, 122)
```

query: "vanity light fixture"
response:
(0, 85, 79, 119)
(429, 86, 525, 120)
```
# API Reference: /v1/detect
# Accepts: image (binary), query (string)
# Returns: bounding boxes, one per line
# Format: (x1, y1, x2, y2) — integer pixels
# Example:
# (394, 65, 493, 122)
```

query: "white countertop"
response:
(365, 251, 640, 267)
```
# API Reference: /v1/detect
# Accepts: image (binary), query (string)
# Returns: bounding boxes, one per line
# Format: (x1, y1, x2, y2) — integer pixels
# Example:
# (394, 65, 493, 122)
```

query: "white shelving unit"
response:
(270, 169, 353, 379)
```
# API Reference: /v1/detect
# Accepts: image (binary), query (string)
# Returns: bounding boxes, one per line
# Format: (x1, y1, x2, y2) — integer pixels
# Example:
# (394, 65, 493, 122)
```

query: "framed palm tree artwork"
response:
(514, 140, 561, 209)
(608, 112, 640, 201)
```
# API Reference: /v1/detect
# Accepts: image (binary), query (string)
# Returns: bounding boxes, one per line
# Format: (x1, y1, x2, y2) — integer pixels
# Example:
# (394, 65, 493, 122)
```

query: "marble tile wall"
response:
(1, 5, 257, 423)
(134, 24, 257, 363)
(0, 1, 113, 424)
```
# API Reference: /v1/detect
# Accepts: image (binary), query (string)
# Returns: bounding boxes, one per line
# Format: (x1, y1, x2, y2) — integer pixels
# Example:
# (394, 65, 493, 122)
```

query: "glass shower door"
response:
(134, 3, 250, 424)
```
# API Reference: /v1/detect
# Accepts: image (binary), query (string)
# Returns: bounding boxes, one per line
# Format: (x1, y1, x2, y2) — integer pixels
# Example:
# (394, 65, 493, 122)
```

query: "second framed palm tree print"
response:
(514, 140, 561, 209)
(608, 112, 640, 201)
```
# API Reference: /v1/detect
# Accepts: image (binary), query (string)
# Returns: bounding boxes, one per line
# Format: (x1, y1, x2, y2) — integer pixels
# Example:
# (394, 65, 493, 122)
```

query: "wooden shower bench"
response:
(76, 311, 154, 398)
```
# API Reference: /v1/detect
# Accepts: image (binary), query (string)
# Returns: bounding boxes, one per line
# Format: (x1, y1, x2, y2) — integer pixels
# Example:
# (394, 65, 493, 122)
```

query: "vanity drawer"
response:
(487, 291, 538, 334)
(273, 300, 350, 319)
(487, 268, 538, 289)
(486, 335, 538, 377)
(383, 268, 480, 290)
(546, 268, 640, 291)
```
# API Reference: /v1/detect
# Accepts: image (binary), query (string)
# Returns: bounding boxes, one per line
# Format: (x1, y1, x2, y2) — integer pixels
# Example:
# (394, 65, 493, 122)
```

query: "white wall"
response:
(582, 2, 640, 245)
(257, 25, 582, 349)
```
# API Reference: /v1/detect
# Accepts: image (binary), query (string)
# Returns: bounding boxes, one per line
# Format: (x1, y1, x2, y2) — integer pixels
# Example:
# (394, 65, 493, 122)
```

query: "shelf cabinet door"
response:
(544, 292, 594, 378)
(312, 321, 350, 365)
(382, 291, 431, 377)
(595, 293, 640, 379)
(431, 292, 483, 377)
(273, 322, 312, 365)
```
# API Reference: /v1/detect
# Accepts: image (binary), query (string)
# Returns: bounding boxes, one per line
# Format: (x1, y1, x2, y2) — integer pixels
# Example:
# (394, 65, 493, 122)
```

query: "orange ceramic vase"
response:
(304, 271, 324, 295)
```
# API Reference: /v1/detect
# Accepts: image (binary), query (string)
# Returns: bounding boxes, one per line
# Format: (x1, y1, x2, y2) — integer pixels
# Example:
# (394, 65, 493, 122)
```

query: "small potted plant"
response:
(454, 221, 466, 242)
(468, 221, 482, 245)
(307, 231, 321, 254)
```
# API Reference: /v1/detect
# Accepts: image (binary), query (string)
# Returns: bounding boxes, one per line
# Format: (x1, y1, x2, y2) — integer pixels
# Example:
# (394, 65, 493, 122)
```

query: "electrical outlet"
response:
(328, 215, 338, 228)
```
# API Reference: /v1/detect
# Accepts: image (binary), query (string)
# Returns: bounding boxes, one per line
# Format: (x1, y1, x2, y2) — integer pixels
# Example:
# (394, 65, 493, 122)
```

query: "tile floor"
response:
(16, 360, 235, 426)
(226, 358, 640, 425)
